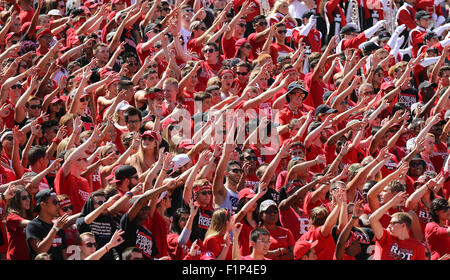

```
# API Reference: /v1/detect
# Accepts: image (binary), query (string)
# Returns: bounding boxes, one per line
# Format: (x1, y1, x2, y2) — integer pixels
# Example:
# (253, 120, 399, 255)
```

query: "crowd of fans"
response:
(0, 0, 449, 261)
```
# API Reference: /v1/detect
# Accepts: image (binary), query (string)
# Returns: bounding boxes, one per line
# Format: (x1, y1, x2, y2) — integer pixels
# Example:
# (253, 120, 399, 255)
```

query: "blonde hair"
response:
(270, 0, 289, 16)
(205, 208, 231, 240)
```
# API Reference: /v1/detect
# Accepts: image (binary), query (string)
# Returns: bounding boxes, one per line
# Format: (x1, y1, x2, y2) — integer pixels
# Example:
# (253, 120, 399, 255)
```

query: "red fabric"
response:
(203, 234, 232, 260)
(6, 213, 29, 260)
(279, 207, 311, 241)
(373, 229, 427, 260)
(298, 226, 336, 260)
(425, 222, 450, 260)
(264, 226, 296, 260)
(148, 211, 170, 258)
(54, 169, 91, 214)
(167, 232, 192, 260)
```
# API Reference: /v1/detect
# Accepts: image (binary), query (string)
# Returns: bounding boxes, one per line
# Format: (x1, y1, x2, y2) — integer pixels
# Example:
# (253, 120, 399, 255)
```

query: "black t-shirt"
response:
(398, 88, 419, 109)
(190, 207, 214, 242)
(119, 212, 158, 260)
(331, 225, 375, 260)
(25, 218, 66, 260)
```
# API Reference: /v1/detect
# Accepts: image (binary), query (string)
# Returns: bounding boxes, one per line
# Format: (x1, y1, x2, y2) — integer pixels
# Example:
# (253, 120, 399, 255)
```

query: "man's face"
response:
(146, 73, 159, 87)
(290, 148, 304, 159)
(44, 125, 59, 142)
(418, 18, 431, 29)
(209, 89, 221, 105)
(254, 18, 268, 32)
(125, 56, 139, 75)
(129, 251, 144, 260)
(252, 234, 271, 255)
(439, 70, 450, 86)
(236, 20, 246, 35)
(181, 7, 194, 22)
(409, 160, 425, 177)
(242, 152, 258, 170)
(289, 89, 305, 107)
(163, 84, 177, 101)
(196, 189, 212, 206)
(79, 235, 97, 258)
(275, 26, 287, 41)
(43, 195, 60, 217)
(226, 163, 243, 184)
(95, 46, 110, 63)
(126, 114, 141, 132)
(203, 46, 218, 63)
(27, 100, 42, 118)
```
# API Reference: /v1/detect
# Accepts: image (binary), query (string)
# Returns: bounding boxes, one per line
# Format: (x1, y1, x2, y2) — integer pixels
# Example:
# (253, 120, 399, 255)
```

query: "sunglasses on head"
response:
(83, 242, 97, 248)
(61, 205, 74, 212)
(29, 104, 42, 110)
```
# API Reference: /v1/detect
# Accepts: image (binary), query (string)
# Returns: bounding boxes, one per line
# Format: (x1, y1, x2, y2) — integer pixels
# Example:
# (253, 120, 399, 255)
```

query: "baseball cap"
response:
(322, 90, 333, 102)
(259, 199, 278, 213)
(360, 41, 381, 55)
(277, 55, 290, 64)
(286, 82, 308, 98)
(106, 165, 137, 183)
(5, 32, 18, 44)
(146, 87, 164, 99)
(171, 154, 192, 174)
(0, 131, 13, 142)
(34, 189, 58, 213)
(294, 240, 318, 260)
(378, 30, 391, 41)
(178, 139, 195, 150)
(418, 81, 437, 91)
(380, 81, 395, 91)
(115, 100, 132, 113)
(193, 181, 212, 193)
(340, 24, 358, 36)
(235, 38, 248, 47)
(410, 154, 426, 166)
(415, 10, 432, 21)
(161, 117, 178, 130)
(238, 188, 257, 201)
(314, 104, 338, 117)
(48, 9, 62, 17)
(141, 130, 158, 140)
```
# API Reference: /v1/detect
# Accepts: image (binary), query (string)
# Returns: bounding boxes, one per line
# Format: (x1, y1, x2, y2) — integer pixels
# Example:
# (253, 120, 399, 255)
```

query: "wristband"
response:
(125, 191, 133, 198)
(37, 117, 44, 124)
(52, 137, 61, 144)
(0, 193, 5, 201)
(105, 245, 110, 253)
(351, 216, 358, 220)
(52, 226, 60, 232)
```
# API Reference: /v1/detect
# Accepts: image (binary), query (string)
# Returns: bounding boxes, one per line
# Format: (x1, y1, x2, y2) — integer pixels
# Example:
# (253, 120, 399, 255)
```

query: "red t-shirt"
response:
(167, 232, 192, 260)
(203, 234, 232, 260)
(54, 169, 91, 214)
(304, 72, 328, 108)
(373, 229, 427, 260)
(148, 211, 170, 259)
(248, 32, 265, 58)
(298, 226, 336, 260)
(6, 213, 29, 260)
(265, 226, 296, 260)
(221, 35, 238, 59)
(279, 207, 311, 241)
(425, 222, 450, 260)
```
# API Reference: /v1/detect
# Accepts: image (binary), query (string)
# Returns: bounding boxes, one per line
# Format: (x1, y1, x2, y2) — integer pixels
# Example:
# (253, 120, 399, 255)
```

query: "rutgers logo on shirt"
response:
(417, 209, 431, 224)
(388, 243, 414, 260)
(92, 174, 101, 182)
(78, 189, 90, 201)
(198, 212, 212, 230)
(298, 217, 310, 235)
(53, 236, 63, 248)
(135, 230, 153, 258)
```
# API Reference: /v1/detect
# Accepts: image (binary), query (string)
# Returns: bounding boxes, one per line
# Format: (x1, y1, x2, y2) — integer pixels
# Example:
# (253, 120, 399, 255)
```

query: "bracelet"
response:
(351, 216, 358, 220)
(125, 191, 133, 198)
(105, 245, 110, 253)
(52, 226, 60, 232)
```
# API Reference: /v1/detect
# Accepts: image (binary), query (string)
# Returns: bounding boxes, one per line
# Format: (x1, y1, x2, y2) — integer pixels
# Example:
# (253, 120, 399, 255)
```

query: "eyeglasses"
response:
(278, 30, 287, 34)
(242, 44, 251, 49)
(389, 220, 403, 226)
(237, 71, 249, 76)
(230, 168, 243, 173)
(80, 97, 89, 102)
(149, 63, 158, 68)
(244, 156, 257, 161)
(58, 5, 65, 8)
(83, 242, 97, 248)
(29, 104, 42, 110)
(127, 61, 139, 66)
(256, 239, 271, 244)
(21, 194, 31, 201)
(61, 205, 74, 212)
(203, 49, 215, 53)
(200, 191, 212, 196)
(184, 8, 194, 13)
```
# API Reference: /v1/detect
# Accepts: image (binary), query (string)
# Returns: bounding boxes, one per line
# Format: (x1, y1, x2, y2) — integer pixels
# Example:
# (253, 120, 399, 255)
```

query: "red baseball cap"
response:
(36, 28, 52, 40)
(161, 117, 178, 130)
(380, 81, 395, 91)
(238, 188, 256, 201)
(193, 182, 212, 193)
(85, 0, 100, 9)
(178, 139, 195, 150)
(294, 240, 318, 260)
(141, 130, 158, 139)
(235, 38, 248, 47)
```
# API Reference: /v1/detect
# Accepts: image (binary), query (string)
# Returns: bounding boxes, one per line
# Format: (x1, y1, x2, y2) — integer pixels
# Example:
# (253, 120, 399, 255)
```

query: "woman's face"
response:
(178, 213, 189, 229)
(423, 135, 435, 153)
(220, 73, 234, 90)
(103, 147, 119, 165)
(278, 2, 289, 14)
(141, 135, 156, 150)
(373, 70, 385, 84)
(409, 161, 425, 177)
(20, 191, 31, 211)
(262, 206, 279, 225)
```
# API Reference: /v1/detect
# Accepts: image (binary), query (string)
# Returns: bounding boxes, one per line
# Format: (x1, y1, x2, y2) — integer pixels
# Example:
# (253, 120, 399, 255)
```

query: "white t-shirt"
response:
(289, 0, 309, 20)
(217, 187, 239, 215)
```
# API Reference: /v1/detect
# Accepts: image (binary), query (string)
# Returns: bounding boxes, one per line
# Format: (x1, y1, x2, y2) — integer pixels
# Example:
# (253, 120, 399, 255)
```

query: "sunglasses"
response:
(361, 91, 374, 96)
(29, 104, 42, 110)
(264, 208, 278, 214)
(203, 49, 215, 53)
(83, 242, 97, 248)
(80, 97, 89, 102)
(389, 220, 403, 226)
(142, 136, 155, 141)
(162, 7, 171, 11)
(238, 23, 246, 27)
(244, 156, 257, 161)
(278, 30, 287, 34)
(410, 161, 424, 167)
(237, 71, 249, 76)
(21, 194, 31, 201)
(184, 8, 194, 13)
(200, 190, 212, 196)
(149, 63, 158, 68)
(11, 84, 22, 89)
(61, 205, 74, 212)
(230, 168, 243, 173)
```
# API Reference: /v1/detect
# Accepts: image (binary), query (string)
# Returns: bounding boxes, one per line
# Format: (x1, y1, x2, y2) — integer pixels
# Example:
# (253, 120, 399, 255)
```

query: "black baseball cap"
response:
(340, 25, 359, 36)
(314, 104, 338, 117)
(378, 30, 391, 41)
(360, 41, 381, 55)
(418, 81, 437, 91)
(415, 10, 432, 21)
(34, 189, 58, 213)
(107, 165, 138, 183)
(286, 82, 308, 99)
